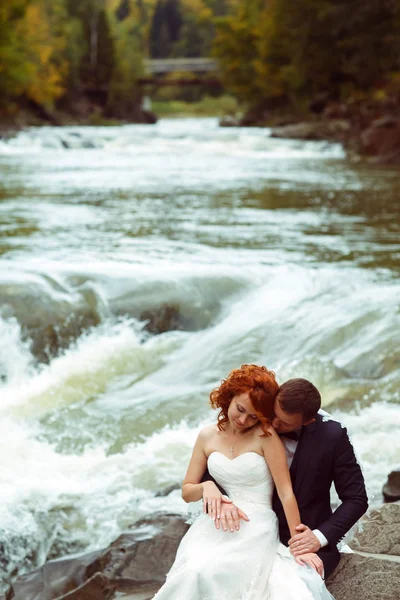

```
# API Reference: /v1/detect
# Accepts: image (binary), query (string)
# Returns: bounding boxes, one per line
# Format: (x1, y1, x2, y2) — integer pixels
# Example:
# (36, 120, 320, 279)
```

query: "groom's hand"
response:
(289, 524, 321, 555)
(215, 499, 249, 532)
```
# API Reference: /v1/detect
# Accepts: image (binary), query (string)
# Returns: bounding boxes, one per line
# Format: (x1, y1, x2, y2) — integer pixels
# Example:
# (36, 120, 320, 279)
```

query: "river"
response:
(0, 118, 399, 591)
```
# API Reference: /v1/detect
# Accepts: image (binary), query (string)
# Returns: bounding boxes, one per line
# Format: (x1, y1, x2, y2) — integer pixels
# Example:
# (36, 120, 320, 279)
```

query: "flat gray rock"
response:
(326, 553, 400, 600)
(349, 503, 400, 556)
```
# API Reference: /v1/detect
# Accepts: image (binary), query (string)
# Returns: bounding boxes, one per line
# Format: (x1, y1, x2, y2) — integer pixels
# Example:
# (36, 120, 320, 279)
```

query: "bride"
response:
(153, 364, 334, 600)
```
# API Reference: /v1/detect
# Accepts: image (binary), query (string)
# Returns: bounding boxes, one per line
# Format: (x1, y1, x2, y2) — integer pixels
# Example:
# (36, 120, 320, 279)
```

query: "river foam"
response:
(0, 118, 398, 592)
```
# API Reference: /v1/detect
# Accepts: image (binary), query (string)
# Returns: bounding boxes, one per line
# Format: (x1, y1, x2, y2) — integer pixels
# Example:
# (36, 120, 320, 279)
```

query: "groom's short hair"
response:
(276, 378, 321, 421)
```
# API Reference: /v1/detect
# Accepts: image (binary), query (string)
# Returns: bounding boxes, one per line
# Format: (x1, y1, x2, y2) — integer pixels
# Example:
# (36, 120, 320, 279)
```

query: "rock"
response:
(370, 116, 398, 129)
(270, 122, 322, 140)
(219, 115, 240, 127)
(5, 548, 106, 600)
(6, 505, 400, 600)
(360, 117, 400, 162)
(154, 483, 181, 497)
(140, 305, 192, 334)
(324, 504, 400, 599)
(114, 591, 158, 600)
(5, 513, 188, 600)
(104, 513, 188, 586)
(270, 120, 350, 142)
(54, 573, 116, 600)
(326, 553, 400, 600)
(323, 103, 349, 120)
(239, 106, 270, 127)
(0, 277, 101, 362)
(349, 502, 400, 556)
(383, 470, 400, 503)
(142, 110, 158, 125)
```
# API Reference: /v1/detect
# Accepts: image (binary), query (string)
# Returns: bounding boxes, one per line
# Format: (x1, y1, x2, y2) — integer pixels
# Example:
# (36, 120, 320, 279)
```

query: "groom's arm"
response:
(317, 426, 368, 545)
(290, 426, 368, 556)
(201, 467, 227, 496)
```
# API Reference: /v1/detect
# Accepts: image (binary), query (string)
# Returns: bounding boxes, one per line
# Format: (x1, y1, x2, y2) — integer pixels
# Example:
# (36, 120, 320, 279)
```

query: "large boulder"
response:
(348, 502, 400, 556)
(139, 305, 193, 334)
(5, 504, 400, 600)
(360, 117, 400, 163)
(326, 502, 400, 600)
(383, 470, 400, 503)
(326, 553, 399, 600)
(5, 513, 189, 600)
(270, 120, 350, 142)
(0, 276, 100, 362)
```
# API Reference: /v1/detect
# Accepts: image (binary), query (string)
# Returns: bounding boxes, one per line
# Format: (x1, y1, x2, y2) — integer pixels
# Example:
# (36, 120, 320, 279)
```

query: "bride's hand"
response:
(202, 481, 223, 520)
(216, 499, 250, 532)
(294, 552, 324, 577)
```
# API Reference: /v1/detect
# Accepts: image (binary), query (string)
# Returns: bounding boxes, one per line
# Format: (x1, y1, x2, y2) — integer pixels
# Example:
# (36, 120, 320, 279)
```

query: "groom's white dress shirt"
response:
(280, 433, 328, 549)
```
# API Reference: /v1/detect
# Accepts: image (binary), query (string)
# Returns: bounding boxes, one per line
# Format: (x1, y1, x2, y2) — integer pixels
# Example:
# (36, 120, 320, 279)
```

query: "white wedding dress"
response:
(153, 451, 335, 600)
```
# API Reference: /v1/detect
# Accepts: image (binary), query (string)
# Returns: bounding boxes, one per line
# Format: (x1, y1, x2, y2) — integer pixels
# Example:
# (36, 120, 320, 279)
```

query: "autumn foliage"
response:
(1, 0, 399, 119)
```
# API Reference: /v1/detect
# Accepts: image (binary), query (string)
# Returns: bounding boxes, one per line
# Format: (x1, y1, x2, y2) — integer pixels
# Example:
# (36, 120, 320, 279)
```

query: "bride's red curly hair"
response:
(210, 364, 279, 436)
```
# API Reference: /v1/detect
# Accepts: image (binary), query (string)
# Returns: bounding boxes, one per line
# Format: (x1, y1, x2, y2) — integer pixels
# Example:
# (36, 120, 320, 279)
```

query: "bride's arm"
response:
(261, 428, 300, 539)
(182, 428, 222, 518)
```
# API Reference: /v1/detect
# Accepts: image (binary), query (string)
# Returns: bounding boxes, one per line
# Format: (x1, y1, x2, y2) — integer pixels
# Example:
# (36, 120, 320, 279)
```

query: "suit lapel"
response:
(291, 419, 317, 496)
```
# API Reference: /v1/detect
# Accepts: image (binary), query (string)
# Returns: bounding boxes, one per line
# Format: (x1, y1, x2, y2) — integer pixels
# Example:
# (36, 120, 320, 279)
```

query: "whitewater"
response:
(0, 118, 399, 591)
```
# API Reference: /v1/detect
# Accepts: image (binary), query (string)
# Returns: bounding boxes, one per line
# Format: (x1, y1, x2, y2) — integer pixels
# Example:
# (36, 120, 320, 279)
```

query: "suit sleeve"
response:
(201, 468, 227, 496)
(318, 426, 368, 546)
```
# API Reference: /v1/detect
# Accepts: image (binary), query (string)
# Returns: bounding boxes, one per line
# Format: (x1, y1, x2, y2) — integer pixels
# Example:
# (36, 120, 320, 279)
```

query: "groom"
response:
(204, 378, 368, 579)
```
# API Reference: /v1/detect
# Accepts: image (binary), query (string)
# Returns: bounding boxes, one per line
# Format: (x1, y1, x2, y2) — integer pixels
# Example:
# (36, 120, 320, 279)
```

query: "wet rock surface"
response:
(383, 469, 400, 503)
(360, 117, 400, 163)
(326, 553, 400, 600)
(139, 305, 193, 334)
(348, 502, 400, 556)
(0, 277, 208, 363)
(4, 504, 400, 600)
(270, 120, 350, 142)
(239, 98, 400, 164)
(5, 514, 188, 600)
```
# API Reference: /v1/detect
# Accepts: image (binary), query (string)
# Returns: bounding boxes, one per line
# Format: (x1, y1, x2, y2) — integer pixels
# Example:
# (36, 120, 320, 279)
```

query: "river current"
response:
(0, 118, 399, 589)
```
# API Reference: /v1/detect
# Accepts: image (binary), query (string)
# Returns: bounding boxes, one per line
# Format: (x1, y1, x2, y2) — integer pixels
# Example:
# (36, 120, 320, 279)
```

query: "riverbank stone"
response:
(5, 505, 400, 600)
(326, 553, 400, 600)
(270, 119, 350, 142)
(5, 513, 189, 600)
(383, 470, 400, 503)
(360, 117, 400, 163)
(349, 502, 400, 556)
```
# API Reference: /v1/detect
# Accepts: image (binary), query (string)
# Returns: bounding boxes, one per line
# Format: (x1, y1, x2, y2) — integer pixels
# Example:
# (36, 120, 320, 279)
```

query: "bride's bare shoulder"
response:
(260, 425, 280, 446)
(198, 423, 219, 441)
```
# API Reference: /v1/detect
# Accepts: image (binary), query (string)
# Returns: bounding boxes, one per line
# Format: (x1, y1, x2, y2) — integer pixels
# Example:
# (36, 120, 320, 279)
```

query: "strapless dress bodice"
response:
(207, 451, 274, 507)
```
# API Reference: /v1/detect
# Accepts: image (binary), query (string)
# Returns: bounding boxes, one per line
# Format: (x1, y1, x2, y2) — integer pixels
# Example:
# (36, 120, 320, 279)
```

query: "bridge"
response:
(139, 58, 221, 87)
(143, 58, 219, 75)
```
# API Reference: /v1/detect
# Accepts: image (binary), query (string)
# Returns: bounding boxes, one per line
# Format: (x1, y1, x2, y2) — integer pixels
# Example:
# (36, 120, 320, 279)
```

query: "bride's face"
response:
(227, 392, 259, 432)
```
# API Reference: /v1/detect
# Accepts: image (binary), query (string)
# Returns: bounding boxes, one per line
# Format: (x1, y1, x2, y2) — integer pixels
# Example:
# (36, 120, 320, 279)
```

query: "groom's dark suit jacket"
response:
(203, 413, 368, 579)
(273, 413, 368, 578)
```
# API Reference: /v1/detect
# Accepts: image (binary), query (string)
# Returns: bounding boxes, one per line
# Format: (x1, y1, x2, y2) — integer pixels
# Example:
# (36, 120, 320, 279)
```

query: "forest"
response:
(0, 0, 399, 127)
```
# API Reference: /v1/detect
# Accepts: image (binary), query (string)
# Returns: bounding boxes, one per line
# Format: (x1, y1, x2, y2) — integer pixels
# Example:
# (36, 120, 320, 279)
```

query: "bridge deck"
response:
(143, 58, 218, 74)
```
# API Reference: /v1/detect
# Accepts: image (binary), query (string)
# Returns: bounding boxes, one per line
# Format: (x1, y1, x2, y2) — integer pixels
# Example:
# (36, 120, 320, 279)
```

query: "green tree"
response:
(0, 0, 31, 107)
(149, 0, 183, 58)
(213, 0, 400, 110)
(107, 2, 145, 117)
(14, 0, 70, 109)
(213, 1, 271, 103)
(66, 0, 115, 87)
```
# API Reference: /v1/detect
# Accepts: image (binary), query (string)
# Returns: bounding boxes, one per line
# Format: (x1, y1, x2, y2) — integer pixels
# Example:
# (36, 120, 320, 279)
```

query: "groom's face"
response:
(271, 398, 305, 433)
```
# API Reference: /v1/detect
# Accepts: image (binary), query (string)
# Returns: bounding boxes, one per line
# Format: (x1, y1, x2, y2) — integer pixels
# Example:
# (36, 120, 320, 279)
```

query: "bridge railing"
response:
(143, 58, 219, 75)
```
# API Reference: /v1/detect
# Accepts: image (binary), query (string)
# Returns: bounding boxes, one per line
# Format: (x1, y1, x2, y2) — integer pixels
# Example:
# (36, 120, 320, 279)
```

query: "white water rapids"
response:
(0, 118, 399, 590)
